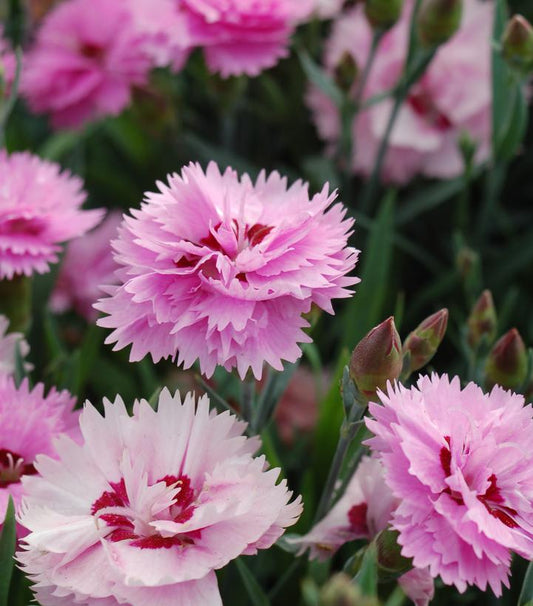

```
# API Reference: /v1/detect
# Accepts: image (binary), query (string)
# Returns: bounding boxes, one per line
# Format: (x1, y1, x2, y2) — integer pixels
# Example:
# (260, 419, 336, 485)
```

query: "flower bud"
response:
(349, 317, 402, 400)
(484, 328, 528, 391)
(365, 0, 404, 31)
(455, 246, 478, 281)
(403, 309, 448, 374)
(320, 573, 380, 606)
(417, 0, 463, 47)
(467, 290, 497, 349)
(502, 15, 533, 76)
(334, 52, 359, 92)
(375, 529, 412, 580)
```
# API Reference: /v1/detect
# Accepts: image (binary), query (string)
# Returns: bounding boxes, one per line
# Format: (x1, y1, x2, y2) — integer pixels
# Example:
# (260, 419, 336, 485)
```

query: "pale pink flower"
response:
(292, 455, 396, 559)
(0, 375, 77, 536)
(310, 0, 345, 20)
(21, 0, 152, 129)
(308, 0, 493, 183)
(96, 162, 358, 379)
(366, 374, 533, 596)
(50, 211, 121, 322)
(291, 455, 434, 606)
(179, 0, 314, 77)
(0, 315, 30, 376)
(17, 389, 302, 606)
(0, 150, 103, 279)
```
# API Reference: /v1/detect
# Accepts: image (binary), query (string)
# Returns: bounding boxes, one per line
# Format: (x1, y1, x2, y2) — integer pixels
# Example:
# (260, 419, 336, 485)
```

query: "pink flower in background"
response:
(179, 0, 314, 77)
(50, 211, 121, 322)
(273, 366, 323, 444)
(0, 151, 103, 279)
(96, 162, 358, 379)
(0, 315, 30, 376)
(366, 374, 533, 595)
(21, 0, 151, 129)
(129, 0, 191, 71)
(292, 455, 434, 606)
(308, 0, 493, 183)
(0, 375, 77, 536)
(18, 389, 302, 605)
(292, 456, 396, 559)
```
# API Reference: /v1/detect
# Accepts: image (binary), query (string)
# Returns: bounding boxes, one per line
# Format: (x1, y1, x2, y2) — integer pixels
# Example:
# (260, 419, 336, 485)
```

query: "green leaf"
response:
(297, 49, 343, 108)
(234, 558, 271, 606)
(496, 84, 528, 161)
(341, 191, 396, 350)
(0, 497, 16, 606)
(354, 542, 378, 597)
(491, 0, 509, 154)
(518, 562, 533, 606)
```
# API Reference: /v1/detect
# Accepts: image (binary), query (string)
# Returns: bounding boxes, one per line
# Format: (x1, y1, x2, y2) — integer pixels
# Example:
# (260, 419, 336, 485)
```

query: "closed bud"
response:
(502, 15, 533, 76)
(320, 573, 380, 606)
(334, 52, 359, 92)
(485, 328, 528, 391)
(403, 309, 448, 374)
(375, 529, 412, 580)
(455, 246, 478, 281)
(467, 290, 497, 349)
(349, 317, 402, 400)
(365, 0, 404, 31)
(417, 0, 463, 47)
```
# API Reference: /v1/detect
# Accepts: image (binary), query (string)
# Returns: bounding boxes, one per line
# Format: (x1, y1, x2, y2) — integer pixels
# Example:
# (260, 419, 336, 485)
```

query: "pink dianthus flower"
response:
(179, 0, 313, 77)
(96, 162, 358, 379)
(308, 0, 493, 183)
(17, 388, 302, 606)
(21, 0, 152, 129)
(0, 150, 103, 279)
(50, 211, 121, 322)
(365, 374, 533, 596)
(0, 375, 77, 536)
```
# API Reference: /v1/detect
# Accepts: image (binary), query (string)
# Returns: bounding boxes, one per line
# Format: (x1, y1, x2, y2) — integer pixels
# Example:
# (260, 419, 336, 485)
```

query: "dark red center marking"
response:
(439, 436, 518, 528)
(408, 90, 452, 131)
(91, 474, 201, 549)
(0, 448, 37, 488)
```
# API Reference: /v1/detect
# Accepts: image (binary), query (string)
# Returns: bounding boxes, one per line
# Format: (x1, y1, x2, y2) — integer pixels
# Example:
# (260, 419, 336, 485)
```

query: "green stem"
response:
(241, 374, 256, 426)
(0, 47, 22, 147)
(476, 163, 506, 246)
(0, 275, 31, 333)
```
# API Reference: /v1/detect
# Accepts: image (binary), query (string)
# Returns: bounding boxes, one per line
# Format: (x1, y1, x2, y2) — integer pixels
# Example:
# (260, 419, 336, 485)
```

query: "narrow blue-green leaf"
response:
(13, 341, 27, 388)
(0, 497, 16, 606)
(496, 84, 528, 161)
(518, 561, 533, 606)
(234, 558, 271, 606)
(354, 542, 378, 597)
(297, 49, 343, 107)
(341, 191, 396, 350)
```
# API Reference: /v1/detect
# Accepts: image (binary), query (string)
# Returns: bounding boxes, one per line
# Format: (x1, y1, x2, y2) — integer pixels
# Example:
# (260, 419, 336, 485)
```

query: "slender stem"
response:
(313, 402, 364, 523)
(0, 47, 22, 147)
(241, 374, 256, 426)
(268, 559, 303, 600)
(476, 163, 506, 246)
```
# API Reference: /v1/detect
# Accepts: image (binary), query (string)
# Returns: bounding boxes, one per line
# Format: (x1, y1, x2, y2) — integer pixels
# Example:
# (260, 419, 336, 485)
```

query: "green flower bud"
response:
(417, 0, 463, 48)
(403, 309, 448, 374)
(334, 52, 359, 92)
(375, 529, 412, 580)
(320, 573, 380, 606)
(365, 0, 404, 31)
(484, 328, 528, 391)
(349, 317, 402, 400)
(502, 15, 533, 76)
(467, 290, 497, 349)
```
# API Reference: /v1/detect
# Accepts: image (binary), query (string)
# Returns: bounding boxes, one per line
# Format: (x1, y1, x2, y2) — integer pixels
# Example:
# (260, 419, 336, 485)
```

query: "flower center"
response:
(347, 502, 369, 535)
(79, 42, 105, 61)
(408, 88, 452, 131)
(0, 448, 37, 488)
(175, 219, 273, 278)
(439, 436, 518, 528)
(91, 475, 200, 549)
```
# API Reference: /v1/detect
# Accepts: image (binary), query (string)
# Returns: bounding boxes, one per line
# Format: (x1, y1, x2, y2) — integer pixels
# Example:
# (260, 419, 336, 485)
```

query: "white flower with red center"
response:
(18, 389, 302, 606)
